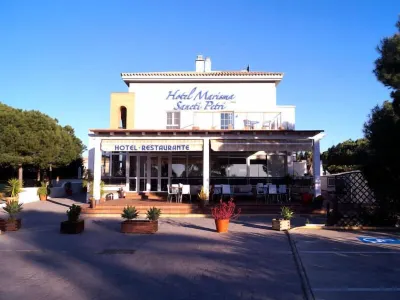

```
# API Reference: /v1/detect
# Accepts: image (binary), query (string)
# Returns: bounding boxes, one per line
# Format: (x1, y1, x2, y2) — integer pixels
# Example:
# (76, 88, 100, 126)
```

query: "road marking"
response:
(301, 251, 400, 254)
(313, 287, 400, 292)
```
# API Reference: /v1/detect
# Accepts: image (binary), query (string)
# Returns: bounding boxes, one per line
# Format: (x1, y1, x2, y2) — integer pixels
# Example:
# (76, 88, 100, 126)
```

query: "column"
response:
(92, 138, 102, 200)
(312, 139, 321, 197)
(86, 137, 95, 203)
(203, 138, 210, 201)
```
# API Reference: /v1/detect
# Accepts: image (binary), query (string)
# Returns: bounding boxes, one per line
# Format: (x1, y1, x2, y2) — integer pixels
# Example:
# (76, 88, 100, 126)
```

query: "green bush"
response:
(3, 200, 23, 221)
(37, 182, 48, 196)
(281, 206, 294, 220)
(146, 207, 161, 221)
(4, 178, 23, 198)
(66, 204, 81, 223)
(121, 206, 139, 220)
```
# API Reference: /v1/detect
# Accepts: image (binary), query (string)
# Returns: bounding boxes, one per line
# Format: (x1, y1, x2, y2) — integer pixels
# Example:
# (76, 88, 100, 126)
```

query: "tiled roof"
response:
(121, 71, 283, 77)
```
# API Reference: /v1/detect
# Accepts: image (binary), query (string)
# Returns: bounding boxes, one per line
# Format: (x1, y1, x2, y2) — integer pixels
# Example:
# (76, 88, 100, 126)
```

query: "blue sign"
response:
(166, 87, 236, 111)
(358, 237, 400, 244)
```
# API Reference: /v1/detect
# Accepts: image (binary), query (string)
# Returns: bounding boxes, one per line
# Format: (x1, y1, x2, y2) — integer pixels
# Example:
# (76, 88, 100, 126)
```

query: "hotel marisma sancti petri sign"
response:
(101, 140, 204, 152)
(166, 87, 236, 111)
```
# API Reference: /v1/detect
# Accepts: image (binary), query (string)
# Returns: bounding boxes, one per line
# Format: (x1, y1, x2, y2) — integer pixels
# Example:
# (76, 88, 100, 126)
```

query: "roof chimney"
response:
(204, 57, 212, 72)
(195, 55, 205, 72)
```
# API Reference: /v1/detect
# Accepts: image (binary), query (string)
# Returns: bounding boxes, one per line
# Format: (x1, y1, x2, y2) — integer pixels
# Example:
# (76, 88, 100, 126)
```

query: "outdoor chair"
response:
(167, 184, 178, 202)
(222, 184, 232, 200)
(256, 183, 266, 203)
(267, 184, 278, 203)
(212, 184, 222, 202)
(181, 184, 191, 203)
(278, 184, 288, 203)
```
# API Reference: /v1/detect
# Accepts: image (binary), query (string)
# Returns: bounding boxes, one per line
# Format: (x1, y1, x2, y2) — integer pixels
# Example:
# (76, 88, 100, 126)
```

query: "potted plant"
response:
(4, 178, 23, 203)
(37, 182, 48, 201)
(211, 198, 241, 233)
(120, 206, 161, 234)
(64, 182, 73, 196)
(198, 186, 208, 208)
(272, 206, 294, 231)
(60, 204, 84, 234)
(99, 180, 105, 203)
(1, 200, 23, 231)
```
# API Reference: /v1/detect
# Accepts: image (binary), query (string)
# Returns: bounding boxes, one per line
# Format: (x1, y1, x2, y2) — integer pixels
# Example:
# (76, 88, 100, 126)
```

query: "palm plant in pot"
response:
(4, 178, 23, 203)
(37, 182, 48, 201)
(272, 206, 294, 231)
(211, 198, 241, 233)
(121, 206, 161, 234)
(60, 204, 84, 234)
(1, 200, 23, 231)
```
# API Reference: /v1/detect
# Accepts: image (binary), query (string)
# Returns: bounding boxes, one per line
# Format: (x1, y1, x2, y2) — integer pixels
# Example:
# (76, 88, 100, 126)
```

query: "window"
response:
(120, 106, 127, 129)
(166, 112, 180, 129)
(220, 112, 234, 129)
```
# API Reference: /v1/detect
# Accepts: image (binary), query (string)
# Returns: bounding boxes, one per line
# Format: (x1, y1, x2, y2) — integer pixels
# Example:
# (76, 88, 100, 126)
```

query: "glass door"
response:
(150, 156, 159, 191)
(160, 156, 169, 192)
(139, 155, 147, 191)
(128, 155, 137, 191)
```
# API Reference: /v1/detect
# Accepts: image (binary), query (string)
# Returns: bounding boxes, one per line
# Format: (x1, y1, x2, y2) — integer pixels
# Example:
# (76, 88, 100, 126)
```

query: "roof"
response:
(121, 71, 283, 77)
(89, 128, 324, 139)
(121, 71, 284, 85)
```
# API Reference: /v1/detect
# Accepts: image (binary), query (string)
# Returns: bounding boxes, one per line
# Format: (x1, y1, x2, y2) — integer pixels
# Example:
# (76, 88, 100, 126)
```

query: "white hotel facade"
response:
(87, 55, 324, 201)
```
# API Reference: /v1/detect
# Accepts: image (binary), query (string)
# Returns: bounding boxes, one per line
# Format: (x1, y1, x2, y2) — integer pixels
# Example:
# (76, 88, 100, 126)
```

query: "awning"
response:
(101, 139, 203, 152)
(210, 139, 312, 152)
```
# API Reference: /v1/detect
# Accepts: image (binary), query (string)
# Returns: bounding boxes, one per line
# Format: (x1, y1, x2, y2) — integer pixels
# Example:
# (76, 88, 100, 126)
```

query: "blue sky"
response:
(0, 0, 398, 153)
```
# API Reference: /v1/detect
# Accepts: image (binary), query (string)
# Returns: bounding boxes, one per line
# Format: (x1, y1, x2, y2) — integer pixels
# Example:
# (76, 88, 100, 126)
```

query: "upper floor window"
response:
(166, 112, 180, 129)
(220, 112, 234, 129)
(120, 106, 127, 129)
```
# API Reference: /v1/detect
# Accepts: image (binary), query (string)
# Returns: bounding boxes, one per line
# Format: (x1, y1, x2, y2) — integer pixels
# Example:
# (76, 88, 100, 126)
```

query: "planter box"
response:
(272, 219, 290, 231)
(60, 220, 84, 234)
(121, 220, 158, 234)
(0, 218, 22, 231)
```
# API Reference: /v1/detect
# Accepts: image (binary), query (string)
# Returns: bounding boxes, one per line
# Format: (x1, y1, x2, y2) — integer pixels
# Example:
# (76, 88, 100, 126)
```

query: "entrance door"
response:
(128, 155, 137, 191)
(138, 155, 147, 191)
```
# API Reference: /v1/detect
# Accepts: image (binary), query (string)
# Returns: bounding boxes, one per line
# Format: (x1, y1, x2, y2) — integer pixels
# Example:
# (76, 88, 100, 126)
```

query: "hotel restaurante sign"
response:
(101, 139, 204, 152)
(166, 87, 236, 110)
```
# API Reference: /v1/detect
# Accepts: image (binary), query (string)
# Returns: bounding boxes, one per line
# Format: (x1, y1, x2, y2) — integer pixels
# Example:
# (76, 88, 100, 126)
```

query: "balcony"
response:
(190, 109, 295, 130)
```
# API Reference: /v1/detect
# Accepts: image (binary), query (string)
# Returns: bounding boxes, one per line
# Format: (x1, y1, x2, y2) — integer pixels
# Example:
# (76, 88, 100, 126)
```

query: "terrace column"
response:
(203, 138, 210, 202)
(312, 139, 321, 197)
(93, 138, 102, 201)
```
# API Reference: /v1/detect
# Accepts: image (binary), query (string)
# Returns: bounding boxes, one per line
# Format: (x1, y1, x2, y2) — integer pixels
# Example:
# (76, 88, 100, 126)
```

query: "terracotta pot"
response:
(39, 194, 47, 201)
(0, 219, 22, 231)
(121, 220, 158, 234)
(60, 220, 84, 234)
(215, 219, 230, 233)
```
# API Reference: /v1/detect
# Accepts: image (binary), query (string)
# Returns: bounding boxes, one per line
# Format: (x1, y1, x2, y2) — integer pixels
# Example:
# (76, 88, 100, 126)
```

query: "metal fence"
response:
(327, 171, 376, 226)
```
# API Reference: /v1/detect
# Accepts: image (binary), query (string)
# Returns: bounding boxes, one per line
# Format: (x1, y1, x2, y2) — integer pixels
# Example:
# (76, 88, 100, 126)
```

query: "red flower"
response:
(211, 198, 241, 220)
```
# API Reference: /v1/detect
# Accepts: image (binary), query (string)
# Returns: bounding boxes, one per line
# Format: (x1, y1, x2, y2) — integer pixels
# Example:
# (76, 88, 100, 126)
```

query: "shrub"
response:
(146, 207, 161, 221)
(4, 178, 23, 198)
(211, 198, 241, 220)
(3, 200, 23, 221)
(281, 206, 294, 220)
(66, 204, 82, 222)
(37, 182, 48, 196)
(198, 186, 208, 201)
(100, 181, 105, 198)
(121, 206, 139, 221)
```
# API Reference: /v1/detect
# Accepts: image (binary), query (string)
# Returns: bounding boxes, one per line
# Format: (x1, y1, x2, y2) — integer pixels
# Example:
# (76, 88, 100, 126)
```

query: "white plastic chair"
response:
(267, 184, 278, 203)
(222, 184, 232, 200)
(167, 184, 178, 202)
(278, 184, 287, 203)
(181, 184, 191, 203)
(256, 183, 266, 203)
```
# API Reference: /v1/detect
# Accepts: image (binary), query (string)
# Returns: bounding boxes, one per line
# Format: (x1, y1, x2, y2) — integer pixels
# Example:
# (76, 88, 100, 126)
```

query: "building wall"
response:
(126, 82, 295, 130)
(110, 93, 135, 129)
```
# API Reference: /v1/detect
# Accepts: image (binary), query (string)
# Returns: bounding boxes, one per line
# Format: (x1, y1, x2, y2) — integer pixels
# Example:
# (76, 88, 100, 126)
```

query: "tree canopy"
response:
(321, 139, 368, 174)
(0, 103, 84, 172)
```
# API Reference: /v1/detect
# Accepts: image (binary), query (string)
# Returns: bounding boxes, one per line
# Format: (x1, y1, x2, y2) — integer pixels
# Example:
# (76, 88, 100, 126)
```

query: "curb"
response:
(285, 230, 315, 300)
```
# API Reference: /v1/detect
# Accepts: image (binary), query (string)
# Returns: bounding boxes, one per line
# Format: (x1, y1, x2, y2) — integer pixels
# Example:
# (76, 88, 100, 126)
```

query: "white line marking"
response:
(301, 251, 400, 254)
(314, 287, 400, 292)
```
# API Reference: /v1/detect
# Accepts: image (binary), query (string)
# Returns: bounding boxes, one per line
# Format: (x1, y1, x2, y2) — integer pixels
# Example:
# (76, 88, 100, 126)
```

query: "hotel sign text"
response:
(101, 142, 202, 152)
(166, 87, 236, 111)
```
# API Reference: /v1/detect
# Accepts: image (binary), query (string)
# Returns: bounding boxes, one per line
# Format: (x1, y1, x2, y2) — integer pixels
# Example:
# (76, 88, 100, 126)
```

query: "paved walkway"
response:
(0, 199, 303, 300)
(291, 228, 400, 300)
